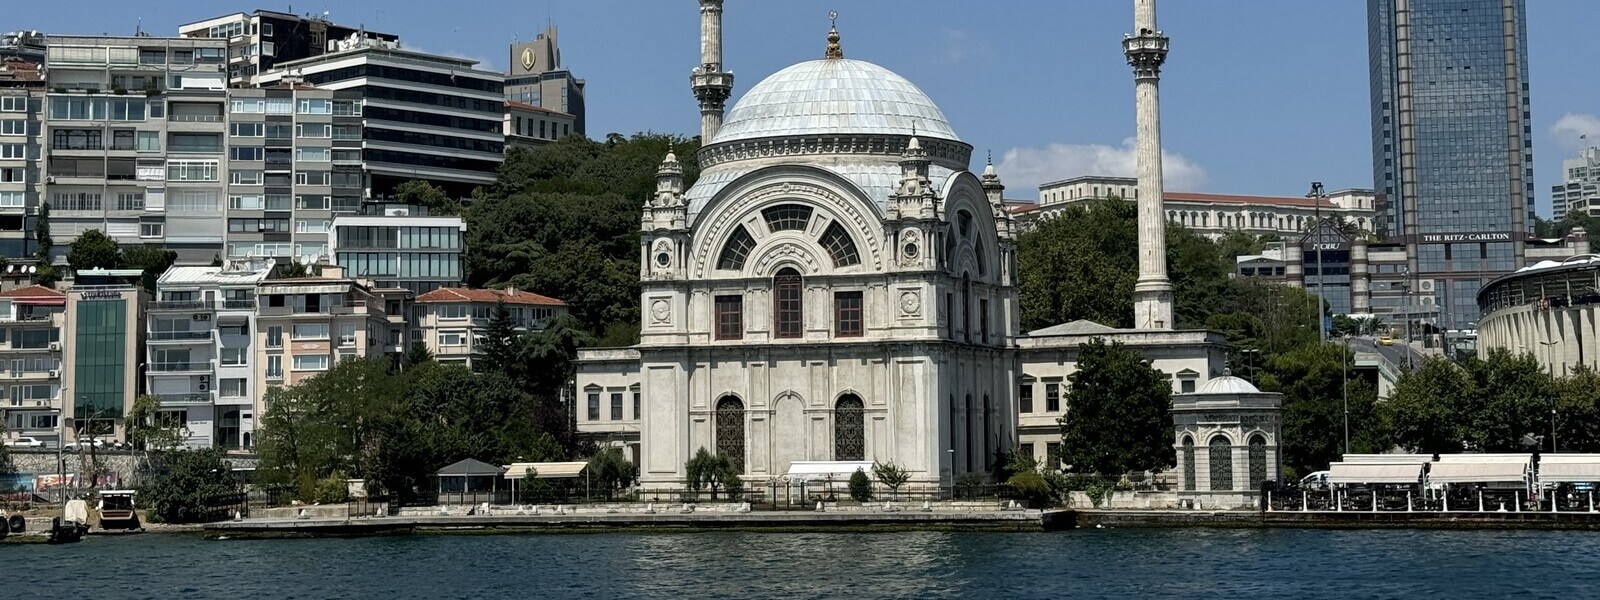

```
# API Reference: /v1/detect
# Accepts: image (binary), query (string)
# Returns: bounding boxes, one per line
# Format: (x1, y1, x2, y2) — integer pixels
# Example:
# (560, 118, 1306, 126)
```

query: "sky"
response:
(12, 0, 1600, 214)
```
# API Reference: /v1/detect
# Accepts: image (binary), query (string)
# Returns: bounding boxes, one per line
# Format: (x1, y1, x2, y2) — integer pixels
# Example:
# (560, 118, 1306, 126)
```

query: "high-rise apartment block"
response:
(0, 59, 42, 258)
(1368, 0, 1533, 330)
(1552, 148, 1600, 221)
(178, 11, 398, 87)
(329, 211, 465, 296)
(0, 285, 64, 446)
(506, 26, 584, 137)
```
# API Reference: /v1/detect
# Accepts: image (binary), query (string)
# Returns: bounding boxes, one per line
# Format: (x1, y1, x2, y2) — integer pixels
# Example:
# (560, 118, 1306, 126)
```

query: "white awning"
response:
(1340, 454, 1434, 465)
(1429, 459, 1529, 484)
(259, 283, 349, 295)
(1537, 455, 1600, 483)
(1328, 462, 1425, 485)
(784, 461, 874, 482)
(503, 461, 588, 480)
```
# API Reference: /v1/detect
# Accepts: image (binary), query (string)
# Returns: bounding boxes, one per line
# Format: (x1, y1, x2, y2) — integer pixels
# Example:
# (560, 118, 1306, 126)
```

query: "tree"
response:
(121, 244, 178, 290)
(477, 300, 520, 377)
(587, 446, 637, 499)
(141, 449, 236, 523)
(1384, 357, 1475, 454)
(0, 421, 12, 478)
(848, 467, 873, 502)
(684, 447, 740, 501)
(394, 179, 460, 216)
(872, 461, 911, 499)
(405, 341, 435, 367)
(1058, 338, 1175, 478)
(1258, 343, 1385, 476)
(66, 229, 120, 273)
(1459, 349, 1554, 451)
(1554, 366, 1600, 452)
(126, 394, 184, 451)
(34, 201, 52, 261)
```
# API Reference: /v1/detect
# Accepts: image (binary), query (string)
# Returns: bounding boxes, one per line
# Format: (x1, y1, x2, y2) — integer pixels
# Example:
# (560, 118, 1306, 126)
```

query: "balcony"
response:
(222, 299, 256, 310)
(149, 361, 213, 373)
(168, 114, 222, 123)
(147, 330, 214, 344)
(149, 300, 211, 311)
(157, 393, 212, 406)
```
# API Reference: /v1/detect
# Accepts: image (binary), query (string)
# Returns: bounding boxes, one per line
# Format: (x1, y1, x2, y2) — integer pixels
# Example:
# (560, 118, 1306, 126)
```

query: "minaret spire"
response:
(825, 11, 844, 59)
(692, 0, 734, 142)
(1125, 0, 1173, 330)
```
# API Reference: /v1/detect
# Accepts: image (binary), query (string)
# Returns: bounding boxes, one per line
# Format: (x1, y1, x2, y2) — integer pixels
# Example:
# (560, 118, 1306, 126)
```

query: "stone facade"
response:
(1172, 376, 1283, 510)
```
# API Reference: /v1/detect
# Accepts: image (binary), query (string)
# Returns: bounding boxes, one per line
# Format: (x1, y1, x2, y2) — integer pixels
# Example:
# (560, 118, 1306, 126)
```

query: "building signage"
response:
(78, 290, 121, 300)
(520, 47, 535, 72)
(1418, 231, 1513, 243)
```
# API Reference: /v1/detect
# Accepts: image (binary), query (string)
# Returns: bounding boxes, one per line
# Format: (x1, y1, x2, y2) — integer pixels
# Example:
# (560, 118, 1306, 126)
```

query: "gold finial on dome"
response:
(825, 10, 843, 59)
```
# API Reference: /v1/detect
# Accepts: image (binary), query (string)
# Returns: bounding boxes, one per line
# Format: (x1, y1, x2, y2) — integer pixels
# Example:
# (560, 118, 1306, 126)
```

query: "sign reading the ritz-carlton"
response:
(1418, 231, 1513, 243)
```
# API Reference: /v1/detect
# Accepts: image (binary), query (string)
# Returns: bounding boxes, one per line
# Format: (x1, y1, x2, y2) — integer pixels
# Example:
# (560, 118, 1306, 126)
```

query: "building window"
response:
(220, 347, 247, 366)
(292, 355, 329, 371)
(1045, 382, 1061, 413)
(1019, 382, 1033, 414)
(715, 396, 745, 469)
(632, 389, 640, 421)
(265, 326, 282, 348)
(773, 268, 803, 339)
(1046, 442, 1061, 471)
(220, 378, 247, 398)
(139, 223, 164, 238)
(437, 331, 466, 346)
(979, 299, 989, 344)
(586, 391, 600, 421)
(834, 394, 864, 461)
(818, 222, 860, 268)
(762, 204, 812, 232)
(1019, 443, 1034, 464)
(1182, 435, 1196, 491)
(714, 295, 743, 340)
(834, 291, 863, 337)
(1209, 435, 1233, 491)
(266, 355, 283, 379)
(1180, 378, 1196, 394)
(1248, 434, 1268, 489)
(292, 323, 329, 340)
(716, 225, 757, 271)
(610, 392, 623, 421)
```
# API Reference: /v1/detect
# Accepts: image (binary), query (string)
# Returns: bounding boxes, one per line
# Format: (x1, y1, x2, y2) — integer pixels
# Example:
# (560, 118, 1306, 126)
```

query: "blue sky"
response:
(15, 1, 1600, 214)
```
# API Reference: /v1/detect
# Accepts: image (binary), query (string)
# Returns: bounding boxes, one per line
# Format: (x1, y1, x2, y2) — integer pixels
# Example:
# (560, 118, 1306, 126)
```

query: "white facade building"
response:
(1552, 147, 1600, 221)
(1026, 175, 1380, 240)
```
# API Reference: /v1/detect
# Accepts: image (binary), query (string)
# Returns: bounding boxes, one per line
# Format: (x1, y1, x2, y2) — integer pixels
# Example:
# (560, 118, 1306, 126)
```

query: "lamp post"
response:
(1307, 182, 1328, 344)
(1342, 336, 1351, 455)
(1540, 340, 1558, 453)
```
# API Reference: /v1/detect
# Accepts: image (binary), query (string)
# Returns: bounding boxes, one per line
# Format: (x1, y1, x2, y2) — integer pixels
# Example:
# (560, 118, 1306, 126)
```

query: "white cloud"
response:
(934, 29, 994, 65)
(995, 138, 1209, 198)
(1550, 113, 1600, 149)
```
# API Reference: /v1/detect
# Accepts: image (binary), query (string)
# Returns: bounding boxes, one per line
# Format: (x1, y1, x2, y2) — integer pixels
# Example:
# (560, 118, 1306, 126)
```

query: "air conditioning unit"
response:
(45, 176, 55, 184)
(32, 400, 46, 407)
(1418, 280, 1435, 293)
(48, 341, 61, 352)
(48, 369, 60, 378)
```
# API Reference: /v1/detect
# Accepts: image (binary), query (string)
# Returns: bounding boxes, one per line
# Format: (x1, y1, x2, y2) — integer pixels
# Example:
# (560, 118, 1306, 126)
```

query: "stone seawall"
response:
(7, 449, 140, 486)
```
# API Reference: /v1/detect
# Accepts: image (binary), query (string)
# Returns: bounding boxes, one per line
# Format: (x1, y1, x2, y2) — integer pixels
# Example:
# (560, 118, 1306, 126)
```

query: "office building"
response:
(1369, 0, 1533, 329)
(330, 211, 465, 295)
(222, 85, 364, 263)
(1027, 175, 1380, 240)
(253, 264, 408, 405)
(178, 11, 398, 87)
(145, 259, 273, 450)
(0, 285, 64, 447)
(42, 35, 231, 263)
(61, 268, 146, 442)
(1552, 147, 1600, 221)
(413, 286, 567, 370)
(506, 26, 585, 136)
(0, 58, 42, 258)
(504, 100, 575, 150)
(257, 38, 505, 200)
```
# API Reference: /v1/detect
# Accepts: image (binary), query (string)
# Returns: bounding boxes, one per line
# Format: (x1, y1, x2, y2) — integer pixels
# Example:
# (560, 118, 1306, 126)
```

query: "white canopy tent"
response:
(1428, 455, 1531, 485)
(784, 461, 874, 483)
(1328, 462, 1425, 485)
(1536, 455, 1600, 483)
(1340, 454, 1433, 465)
(503, 462, 590, 480)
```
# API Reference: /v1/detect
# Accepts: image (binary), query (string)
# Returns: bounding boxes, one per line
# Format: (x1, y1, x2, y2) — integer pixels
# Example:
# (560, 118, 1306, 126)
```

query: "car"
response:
(1378, 336, 1394, 346)
(1301, 471, 1330, 490)
(4, 437, 45, 448)
(66, 439, 106, 450)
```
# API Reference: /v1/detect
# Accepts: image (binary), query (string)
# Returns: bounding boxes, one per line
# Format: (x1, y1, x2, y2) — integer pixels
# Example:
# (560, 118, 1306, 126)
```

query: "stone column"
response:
(691, 0, 734, 142)
(1125, 0, 1174, 329)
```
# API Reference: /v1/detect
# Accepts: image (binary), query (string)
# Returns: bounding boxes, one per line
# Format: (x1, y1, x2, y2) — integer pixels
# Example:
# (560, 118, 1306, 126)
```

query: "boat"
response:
(97, 490, 142, 531)
(47, 499, 89, 544)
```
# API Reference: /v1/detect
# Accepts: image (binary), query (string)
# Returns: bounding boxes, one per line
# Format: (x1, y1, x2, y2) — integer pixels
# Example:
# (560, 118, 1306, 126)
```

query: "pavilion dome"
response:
(1195, 375, 1262, 395)
(710, 58, 961, 145)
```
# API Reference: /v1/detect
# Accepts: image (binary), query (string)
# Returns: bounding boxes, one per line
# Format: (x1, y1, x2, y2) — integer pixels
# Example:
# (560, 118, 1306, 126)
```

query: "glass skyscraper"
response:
(1368, 0, 1532, 330)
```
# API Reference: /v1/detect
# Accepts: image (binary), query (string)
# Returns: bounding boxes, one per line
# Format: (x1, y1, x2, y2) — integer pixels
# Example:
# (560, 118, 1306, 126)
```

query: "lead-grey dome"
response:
(1195, 375, 1262, 395)
(711, 58, 960, 145)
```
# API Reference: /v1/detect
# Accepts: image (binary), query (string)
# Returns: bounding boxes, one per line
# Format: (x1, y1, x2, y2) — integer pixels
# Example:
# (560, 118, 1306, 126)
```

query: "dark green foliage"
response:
(34, 201, 52, 262)
(685, 447, 741, 501)
(872, 461, 910, 498)
(1007, 470, 1052, 508)
(66, 229, 120, 272)
(405, 341, 435, 367)
(141, 449, 235, 523)
(587, 446, 637, 499)
(1058, 338, 1175, 477)
(1258, 343, 1383, 476)
(1384, 349, 1569, 454)
(477, 300, 520, 376)
(848, 468, 872, 502)
(394, 179, 459, 215)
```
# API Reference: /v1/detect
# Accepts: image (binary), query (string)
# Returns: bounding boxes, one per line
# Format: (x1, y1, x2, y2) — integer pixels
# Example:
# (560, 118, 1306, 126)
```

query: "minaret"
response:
(1124, 0, 1173, 330)
(691, 0, 734, 142)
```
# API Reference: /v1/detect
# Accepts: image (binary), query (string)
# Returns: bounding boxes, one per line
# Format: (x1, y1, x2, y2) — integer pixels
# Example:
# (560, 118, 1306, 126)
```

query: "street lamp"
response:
(1540, 340, 1558, 454)
(1306, 181, 1328, 344)
(1342, 336, 1351, 455)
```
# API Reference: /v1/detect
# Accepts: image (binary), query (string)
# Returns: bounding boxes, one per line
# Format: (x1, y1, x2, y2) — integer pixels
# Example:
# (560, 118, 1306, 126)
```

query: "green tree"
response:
(1555, 366, 1600, 452)
(1459, 348, 1554, 451)
(66, 229, 120, 273)
(1384, 356, 1474, 453)
(1017, 197, 1138, 330)
(685, 447, 740, 501)
(126, 394, 184, 451)
(394, 179, 460, 216)
(0, 421, 12, 478)
(587, 446, 637, 499)
(141, 448, 236, 523)
(405, 341, 435, 367)
(848, 467, 873, 502)
(872, 461, 911, 499)
(34, 201, 52, 260)
(477, 300, 520, 377)
(120, 244, 178, 290)
(1258, 343, 1385, 476)
(1058, 338, 1175, 478)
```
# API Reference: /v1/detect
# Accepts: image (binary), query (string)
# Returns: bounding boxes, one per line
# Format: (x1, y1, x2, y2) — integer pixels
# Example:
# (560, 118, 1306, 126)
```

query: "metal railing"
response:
(222, 299, 256, 310)
(168, 114, 222, 122)
(148, 330, 212, 341)
(149, 361, 211, 372)
(149, 300, 210, 311)
(156, 393, 211, 405)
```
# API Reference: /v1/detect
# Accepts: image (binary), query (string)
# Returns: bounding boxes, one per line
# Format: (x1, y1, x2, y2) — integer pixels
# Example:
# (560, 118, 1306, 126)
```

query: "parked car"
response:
(1378, 336, 1394, 346)
(66, 439, 106, 450)
(4, 437, 45, 448)
(1301, 471, 1330, 490)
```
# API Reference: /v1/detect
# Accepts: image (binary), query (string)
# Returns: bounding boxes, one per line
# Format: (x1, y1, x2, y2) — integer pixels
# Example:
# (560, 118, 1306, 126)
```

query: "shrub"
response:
(1007, 470, 1053, 508)
(313, 475, 349, 504)
(848, 468, 873, 502)
(1085, 478, 1116, 508)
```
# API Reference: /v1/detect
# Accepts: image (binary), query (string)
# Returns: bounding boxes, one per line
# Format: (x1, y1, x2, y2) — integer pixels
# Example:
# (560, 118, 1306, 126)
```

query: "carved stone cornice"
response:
(698, 134, 972, 170)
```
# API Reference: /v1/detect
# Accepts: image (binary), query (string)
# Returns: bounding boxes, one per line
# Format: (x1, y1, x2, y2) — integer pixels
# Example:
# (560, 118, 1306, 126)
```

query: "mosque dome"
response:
(710, 58, 961, 145)
(1195, 375, 1262, 395)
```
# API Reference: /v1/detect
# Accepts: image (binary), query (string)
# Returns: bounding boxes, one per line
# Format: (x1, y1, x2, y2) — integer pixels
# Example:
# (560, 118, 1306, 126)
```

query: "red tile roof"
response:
(415, 287, 566, 306)
(1164, 192, 1340, 210)
(0, 284, 66, 304)
(504, 100, 569, 116)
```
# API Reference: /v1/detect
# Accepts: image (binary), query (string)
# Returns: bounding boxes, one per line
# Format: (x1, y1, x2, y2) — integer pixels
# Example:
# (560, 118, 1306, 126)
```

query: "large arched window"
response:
(1182, 435, 1196, 491)
(964, 393, 975, 473)
(773, 268, 803, 338)
(1248, 434, 1268, 489)
(981, 394, 991, 472)
(834, 394, 864, 461)
(818, 222, 860, 268)
(715, 396, 746, 469)
(762, 204, 812, 232)
(1209, 435, 1233, 491)
(717, 225, 757, 271)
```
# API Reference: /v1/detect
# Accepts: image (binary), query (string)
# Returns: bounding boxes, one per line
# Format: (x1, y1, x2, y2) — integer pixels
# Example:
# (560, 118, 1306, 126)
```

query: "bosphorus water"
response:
(4, 528, 1596, 598)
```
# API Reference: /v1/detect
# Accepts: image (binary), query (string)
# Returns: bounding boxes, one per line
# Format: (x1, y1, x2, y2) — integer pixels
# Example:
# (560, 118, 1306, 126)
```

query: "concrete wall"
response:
(7, 448, 139, 484)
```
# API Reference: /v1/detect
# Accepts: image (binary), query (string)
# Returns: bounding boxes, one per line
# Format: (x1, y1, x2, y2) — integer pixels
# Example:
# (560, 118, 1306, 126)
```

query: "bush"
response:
(141, 449, 235, 524)
(1084, 478, 1116, 508)
(313, 475, 349, 504)
(848, 468, 872, 502)
(1007, 470, 1054, 508)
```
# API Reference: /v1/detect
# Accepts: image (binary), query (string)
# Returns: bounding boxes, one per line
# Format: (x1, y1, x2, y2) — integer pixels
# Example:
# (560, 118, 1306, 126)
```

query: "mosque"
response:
(575, 0, 1279, 509)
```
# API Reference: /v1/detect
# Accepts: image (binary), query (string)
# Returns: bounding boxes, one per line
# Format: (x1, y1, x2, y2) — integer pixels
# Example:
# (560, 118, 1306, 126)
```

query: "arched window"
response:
(715, 396, 746, 469)
(965, 393, 975, 473)
(1209, 435, 1233, 491)
(1248, 434, 1268, 489)
(762, 204, 813, 232)
(773, 268, 803, 338)
(961, 274, 972, 343)
(834, 394, 864, 461)
(1182, 435, 1196, 491)
(717, 225, 757, 271)
(958, 210, 973, 238)
(949, 394, 959, 474)
(981, 394, 992, 472)
(818, 222, 860, 267)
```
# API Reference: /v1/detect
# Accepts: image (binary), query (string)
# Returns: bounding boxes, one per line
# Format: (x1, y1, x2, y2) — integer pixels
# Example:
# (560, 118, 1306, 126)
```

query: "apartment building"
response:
(0, 285, 64, 446)
(412, 286, 567, 370)
(222, 85, 364, 263)
(253, 265, 407, 407)
(0, 58, 41, 259)
(179, 11, 398, 87)
(145, 259, 272, 450)
(329, 211, 465, 295)
(1026, 175, 1380, 240)
(504, 100, 575, 151)
(61, 268, 146, 442)
(42, 35, 230, 263)
(256, 38, 505, 200)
